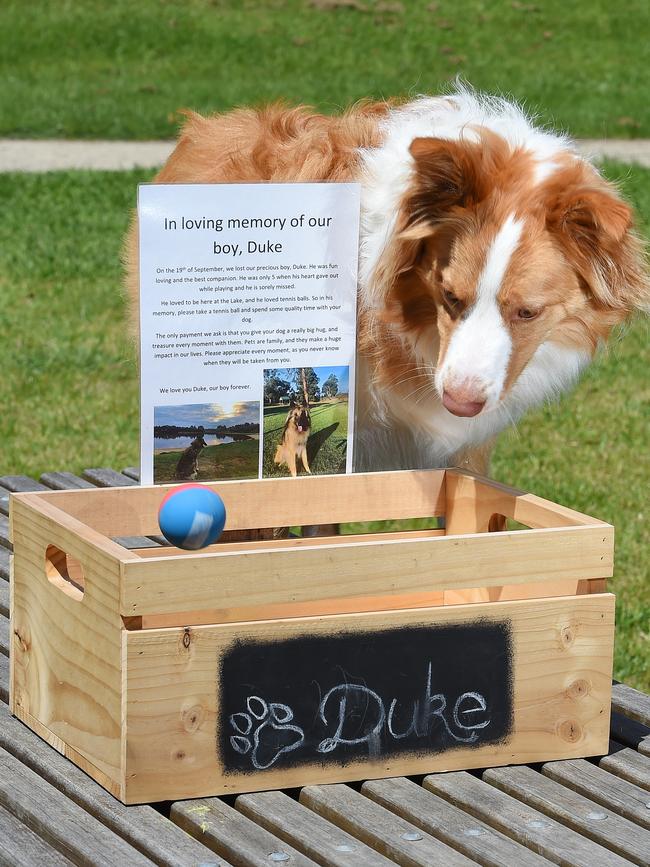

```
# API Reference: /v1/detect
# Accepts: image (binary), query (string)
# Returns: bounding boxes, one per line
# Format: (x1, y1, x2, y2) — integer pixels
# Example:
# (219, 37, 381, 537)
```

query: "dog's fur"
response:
(174, 434, 208, 480)
(125, 88, 648, 475)
(274, 403, 312, 477)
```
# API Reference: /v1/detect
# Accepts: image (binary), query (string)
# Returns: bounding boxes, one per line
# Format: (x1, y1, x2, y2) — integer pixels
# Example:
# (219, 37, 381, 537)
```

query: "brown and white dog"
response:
(125, 87, 648, 475)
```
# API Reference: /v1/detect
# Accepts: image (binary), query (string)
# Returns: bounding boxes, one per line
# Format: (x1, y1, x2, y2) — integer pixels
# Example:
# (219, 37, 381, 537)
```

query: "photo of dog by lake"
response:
(262, 367, 349, 478)
(153, 400, 260, 483)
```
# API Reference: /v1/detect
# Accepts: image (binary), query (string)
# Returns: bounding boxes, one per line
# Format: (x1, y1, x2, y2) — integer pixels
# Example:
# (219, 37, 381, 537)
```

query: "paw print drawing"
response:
(229, 696, 305, 770)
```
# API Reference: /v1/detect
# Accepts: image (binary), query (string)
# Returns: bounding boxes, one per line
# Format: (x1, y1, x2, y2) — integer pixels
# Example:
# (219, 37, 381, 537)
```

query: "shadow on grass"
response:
(307, 422, 339, 465)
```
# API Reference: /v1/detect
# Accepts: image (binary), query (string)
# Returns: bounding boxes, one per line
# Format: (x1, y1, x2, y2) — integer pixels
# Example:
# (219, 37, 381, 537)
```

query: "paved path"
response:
(1, 137, 650, 172)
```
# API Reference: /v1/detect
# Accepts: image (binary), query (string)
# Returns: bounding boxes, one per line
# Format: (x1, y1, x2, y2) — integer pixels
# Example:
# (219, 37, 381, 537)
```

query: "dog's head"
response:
(368, 132, 648, 418)
(287, 403, 311, 433)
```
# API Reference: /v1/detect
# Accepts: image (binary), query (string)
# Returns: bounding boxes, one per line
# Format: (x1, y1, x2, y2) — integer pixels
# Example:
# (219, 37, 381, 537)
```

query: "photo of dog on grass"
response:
(263, 367, 349, 478)
(153, 401, 260, 484)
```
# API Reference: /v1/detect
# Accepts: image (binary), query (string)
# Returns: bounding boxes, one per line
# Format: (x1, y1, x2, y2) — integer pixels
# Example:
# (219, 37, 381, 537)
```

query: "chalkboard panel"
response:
(218, 620, 513, 773)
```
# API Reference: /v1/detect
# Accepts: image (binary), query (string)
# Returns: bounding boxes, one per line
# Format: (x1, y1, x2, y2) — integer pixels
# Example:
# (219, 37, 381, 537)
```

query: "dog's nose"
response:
(442, 382, 486, 417)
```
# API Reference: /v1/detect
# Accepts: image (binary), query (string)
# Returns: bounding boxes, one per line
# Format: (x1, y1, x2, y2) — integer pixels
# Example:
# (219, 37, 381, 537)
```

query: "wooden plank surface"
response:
(122, 466, 140, 480)
(601, 747, 650, 790)
(171, 797, 310, 866)
(542, 757, 650, 828)
(611, 681, 650, 727)
(124, 594, 613, 803)
(0, 475, 49, 493)
(236, 789, 394, 866)
(0, 613, 9, 657)
(0, 747, 154, 866)
(40, 471, 95, 490)
(0, 579, 8, 618)
(0, 546, 10, 581)
(0, 804, 74, 867)
(0, 703, 220, 867)
(0, 514, 10, 549)
(121, 523, 612, 617)
(0, 653, 8, 703)
(362, 776, 549, 866)
(28, 469, 447, 536)
(483, 763, 650, 864)
(610, 709, 650, 751)
(300, 784, 475, 866)
(82, 467, 139, 487)
(424, 770, 631, 867)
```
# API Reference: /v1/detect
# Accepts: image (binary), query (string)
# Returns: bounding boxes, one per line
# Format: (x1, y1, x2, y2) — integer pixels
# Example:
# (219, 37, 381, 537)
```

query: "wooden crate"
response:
(9, 469, 615, 805)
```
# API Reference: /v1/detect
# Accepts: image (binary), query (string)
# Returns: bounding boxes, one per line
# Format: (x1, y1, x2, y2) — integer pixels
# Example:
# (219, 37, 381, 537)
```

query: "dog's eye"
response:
(516, 307, 540, 321)
(442, 288, 462, 310)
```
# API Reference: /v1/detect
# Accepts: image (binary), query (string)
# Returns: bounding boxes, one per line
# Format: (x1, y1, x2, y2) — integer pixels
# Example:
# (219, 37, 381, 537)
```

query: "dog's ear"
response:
(545, 173, 649, 313)
(364, 137, 492, 319)
(407, 137, 485, 220)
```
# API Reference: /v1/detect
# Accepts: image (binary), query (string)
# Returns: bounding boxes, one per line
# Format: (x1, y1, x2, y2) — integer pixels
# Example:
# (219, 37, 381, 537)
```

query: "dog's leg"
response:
(287, 451, 297, 478)
(300, 447, 311, 474)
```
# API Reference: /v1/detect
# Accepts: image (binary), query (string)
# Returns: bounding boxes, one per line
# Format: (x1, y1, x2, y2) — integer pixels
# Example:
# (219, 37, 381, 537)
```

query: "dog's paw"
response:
(229, 696, 304, 770)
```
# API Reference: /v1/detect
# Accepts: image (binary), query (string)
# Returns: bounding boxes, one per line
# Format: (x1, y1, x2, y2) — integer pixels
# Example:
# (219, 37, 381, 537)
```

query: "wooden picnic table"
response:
(0, 467, 649, 866)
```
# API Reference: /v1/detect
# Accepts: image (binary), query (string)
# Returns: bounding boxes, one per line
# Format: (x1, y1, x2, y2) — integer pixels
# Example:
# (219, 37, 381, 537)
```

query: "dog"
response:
(274, 403, 312, 477)
(174, 434, 208, 480)
(125, 87, 648, 476)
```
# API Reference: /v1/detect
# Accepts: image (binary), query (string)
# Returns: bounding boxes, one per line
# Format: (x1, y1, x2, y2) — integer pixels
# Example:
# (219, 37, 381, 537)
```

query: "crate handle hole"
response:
(45, 545, 85, 600)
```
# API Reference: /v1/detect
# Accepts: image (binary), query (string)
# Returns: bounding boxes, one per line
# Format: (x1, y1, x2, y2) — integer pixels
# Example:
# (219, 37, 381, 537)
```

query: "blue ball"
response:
(158, 483, 227, 550)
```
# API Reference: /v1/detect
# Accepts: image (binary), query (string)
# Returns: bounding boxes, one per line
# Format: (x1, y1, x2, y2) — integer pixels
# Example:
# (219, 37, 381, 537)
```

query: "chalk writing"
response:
(219, 621, 513, 773)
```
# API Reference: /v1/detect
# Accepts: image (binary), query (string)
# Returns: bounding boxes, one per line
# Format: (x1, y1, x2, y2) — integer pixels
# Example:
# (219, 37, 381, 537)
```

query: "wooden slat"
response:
(29, 469, 447, 536)
(82, 467, 139, 487)
(134, 527, 445, 558)
(601, 747, 650, 791)
(0, 579, 8, 618)
(236, 790, 394, 866)
(0, 513, 10, 549)
(611, 682, 650, 727)
(609, 710, 650, 751)
(0, 489, 9, 516)
(40, 471, 95, 490)
(0, 653, 9, 703)
(121, 524, 612, 617)
(0, 475, 48, 493)
(424, 770, 631, 867)
(171, 797, 311, 866)
(542, 757, 650, 828)
(114, 535, 166, 549)
(300, 784, 475, 866)
(448, 469, 608, 528)
(0, 613, 9, 657)
(0, 703, 219, 867)
(483, 764, 650, 864)
(0, 804, 74, 866)
(0, 748, 153, 866)
(123, 594, 613, 803)
(362, 776, 549, 866)
(122, 466, 140, 480)
(0, 546, 9, 580)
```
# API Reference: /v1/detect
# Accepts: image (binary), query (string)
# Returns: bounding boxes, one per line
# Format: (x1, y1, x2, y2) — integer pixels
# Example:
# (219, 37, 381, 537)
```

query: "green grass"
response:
(1, 0, 649, 139)
(0, 161, 648, 689)
(153, 437, 259, 483)
(262, 400, 349, 477)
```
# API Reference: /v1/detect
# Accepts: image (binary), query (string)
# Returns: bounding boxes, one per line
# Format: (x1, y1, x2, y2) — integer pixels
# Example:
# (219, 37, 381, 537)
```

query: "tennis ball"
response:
(158, 483, 227, 550)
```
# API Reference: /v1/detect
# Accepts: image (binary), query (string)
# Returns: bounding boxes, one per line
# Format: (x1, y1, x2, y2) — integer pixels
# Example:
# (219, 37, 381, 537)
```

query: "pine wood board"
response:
(120, 594, 614, 803)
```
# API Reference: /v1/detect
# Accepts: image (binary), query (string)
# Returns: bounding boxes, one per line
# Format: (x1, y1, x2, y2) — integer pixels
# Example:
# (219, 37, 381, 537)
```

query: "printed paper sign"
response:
(138, 182, 360, 485)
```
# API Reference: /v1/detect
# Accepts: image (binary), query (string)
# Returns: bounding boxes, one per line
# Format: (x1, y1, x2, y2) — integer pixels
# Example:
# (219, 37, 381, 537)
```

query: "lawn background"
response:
(0, 1, 648, 688)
